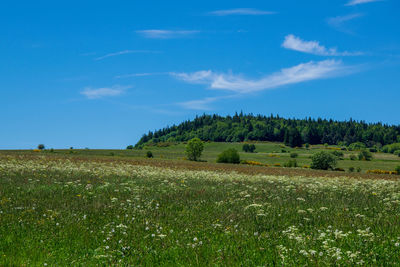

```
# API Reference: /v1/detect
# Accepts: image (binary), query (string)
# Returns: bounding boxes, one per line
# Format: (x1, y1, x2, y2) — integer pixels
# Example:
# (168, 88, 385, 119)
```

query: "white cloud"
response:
(80, 85, 131, 99)
(282, 34, 361, 56)
(172, 60, 354, 94)
(327, 13, 364, 33)
(208, 8, 275, 16)
(346, 0, 383, 6)
(178, 97, 219, 110)
(136, 30, 200, 39)
(94, 50, 157, 61)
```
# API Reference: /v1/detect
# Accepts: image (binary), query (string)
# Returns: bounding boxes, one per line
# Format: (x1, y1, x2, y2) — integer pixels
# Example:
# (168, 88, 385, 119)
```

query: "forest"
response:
(136, 113, 400, 148)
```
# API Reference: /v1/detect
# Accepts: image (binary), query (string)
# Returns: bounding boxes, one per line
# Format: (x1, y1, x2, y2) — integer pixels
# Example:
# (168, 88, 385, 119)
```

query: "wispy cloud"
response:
(178, 97, 220, 110)
(208, 8, 276, 16)
(282, 34, 362, 56)
(80, 85, 131, 99)
(115, 72, 168, 79)
(172, 60, 355, 94)
(136, 30, 200, 39)
(345, 0, 383, 6)
(94, 50, 157, 61)
(327, 13, 364, 33)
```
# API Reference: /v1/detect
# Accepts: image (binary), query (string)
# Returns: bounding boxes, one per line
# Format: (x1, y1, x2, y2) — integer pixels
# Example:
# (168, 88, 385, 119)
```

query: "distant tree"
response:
(38, 144, 45, 150)
(146, 151, 153, 158)
(242, 144, 256, 153)
(126, 145, 134, 150)
(311, 151, 338, 170)
(185, 138, 204, 161)
(358, 150, 373, 161)
(290, 152, 298, 158)
(285, 127, 302, 148)
(217, 148, 240, 164)
(331, 151, 344, 159)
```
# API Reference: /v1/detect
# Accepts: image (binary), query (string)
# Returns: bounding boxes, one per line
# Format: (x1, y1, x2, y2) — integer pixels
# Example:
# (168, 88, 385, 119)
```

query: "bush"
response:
(146, 151, 153, 158)
(126, 145, 134, 150)
(356, 167, 362, 173)
(217, 149, 240, 164)
(242, 144, 256, 153)
(38, 144, 45, 150)
(290, 152, 298, 158)
(382, 143, 400, 154)
(310, 151, 338, 170)
(396, 166, 400, 175)
(369, 148, 377, 153)
(284, 159, 298, 168)
(348, 167, 355, 172)
(331, 150, 344, 159)
(394, 150, 400, 157)
(348, 142, 366, 151)
(305, 143, 310, 149)
(358, 150, 373, 161)
(350, 155, 357, 161)
(185, 138, 204, 161)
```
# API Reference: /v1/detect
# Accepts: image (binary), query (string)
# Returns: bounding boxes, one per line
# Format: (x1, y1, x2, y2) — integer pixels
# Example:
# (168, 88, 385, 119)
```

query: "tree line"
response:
(135, 113, 400, 148)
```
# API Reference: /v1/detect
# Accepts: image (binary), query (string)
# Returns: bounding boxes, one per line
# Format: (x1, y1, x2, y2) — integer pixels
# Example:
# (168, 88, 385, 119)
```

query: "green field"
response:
(7, 142, 400, 173)
(1, 154, 400, 265)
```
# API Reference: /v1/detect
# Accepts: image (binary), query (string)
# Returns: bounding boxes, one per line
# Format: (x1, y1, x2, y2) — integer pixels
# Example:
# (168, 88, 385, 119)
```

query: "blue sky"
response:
(1, 0, 399, 149)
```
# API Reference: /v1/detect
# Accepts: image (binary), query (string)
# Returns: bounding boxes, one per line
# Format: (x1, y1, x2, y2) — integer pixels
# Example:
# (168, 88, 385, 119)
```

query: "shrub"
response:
(350, 155, 357, 161)
(348, 142, 366, 151)
(310, 151, 338, 170)
(50, 148, 54, 153)
(369, 148, 377, 153)
(356, 167, 362, 173)
(396, 166, 400, 175)
(382, 143, 400, 154)
(284, 159, 298, 168)
(146, 151, 153, 158)
(217, 149, 240, 164)
(305, 143, 310, 149)
(242, 144, 256, 153)
(185, 138, 204, 161)
(290, 152, 298, 158)
(394, 150, 400, 157)
(348, 167, 355, 172)
(38, 144, 45, 150)
(331, 150, 344, 159)
(126, 145, 134, 150)
(358, 150, 373, 161)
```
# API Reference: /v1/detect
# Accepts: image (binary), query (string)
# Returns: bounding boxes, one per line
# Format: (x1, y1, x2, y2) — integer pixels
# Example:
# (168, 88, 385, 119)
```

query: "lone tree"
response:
(311, 151, 337, 170)
(242, 144, 256, 153)
(186, 138, 204, 161)
(217, 148, 240, 164)
(38, 144, 45, 150)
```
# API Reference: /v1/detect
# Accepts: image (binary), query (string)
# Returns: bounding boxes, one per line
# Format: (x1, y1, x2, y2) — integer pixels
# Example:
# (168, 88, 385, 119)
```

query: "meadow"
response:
(1, 153, 400, 265)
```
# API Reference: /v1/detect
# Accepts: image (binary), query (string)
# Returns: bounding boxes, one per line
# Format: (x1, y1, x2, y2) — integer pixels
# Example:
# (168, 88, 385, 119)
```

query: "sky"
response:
(1, 0, 399, 149)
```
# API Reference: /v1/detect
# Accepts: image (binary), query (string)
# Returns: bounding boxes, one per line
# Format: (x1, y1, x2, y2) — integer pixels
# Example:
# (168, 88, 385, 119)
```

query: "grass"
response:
(1, 154, 400, 265)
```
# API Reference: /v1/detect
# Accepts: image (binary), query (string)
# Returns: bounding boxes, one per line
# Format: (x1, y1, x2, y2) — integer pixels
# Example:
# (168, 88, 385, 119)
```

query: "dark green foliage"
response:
(126, 145, 134, 150)
(185, 138, 204, 161)
(331, 151, 344, 159)
(217, 149, 240, 164)
(358, 150, 373, 161)
(50, 148, 54, 153)
(242, 144, 256, 153)
(395, 166, 400, 174)
(349, 167, 355, 172)
(146, 151, 153, 158)
(369, 148, 377, 153)
(311, 151, 338, 170)
(290, 152, 298, 158)
(394, 150, 400, 157)
(382, 143, 400, 154)
(357, 167, 362, 173)
(350, 155, 357, 161)
(284, 159, 298, 168)
(37, 144, 45, 150)
(135, 113, 400, 148)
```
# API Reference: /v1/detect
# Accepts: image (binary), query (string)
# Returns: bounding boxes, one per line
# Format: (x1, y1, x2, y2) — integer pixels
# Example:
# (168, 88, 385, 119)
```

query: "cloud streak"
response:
(81, 85, 131, 99)
(172, 60, 355, 94)
(345, 0, 383, 6)
(115, 72, 168, 79)
(94, 50, 157, 61)
(282, 34, 362, 56)
(136, 30, 200, 39)
(327, 13, 364, 33)
(208, 8, 275, 16)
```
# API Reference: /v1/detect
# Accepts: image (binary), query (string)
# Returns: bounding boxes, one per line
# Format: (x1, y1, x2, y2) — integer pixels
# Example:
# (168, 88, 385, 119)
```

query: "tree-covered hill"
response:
(135, 113, 400, 148)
